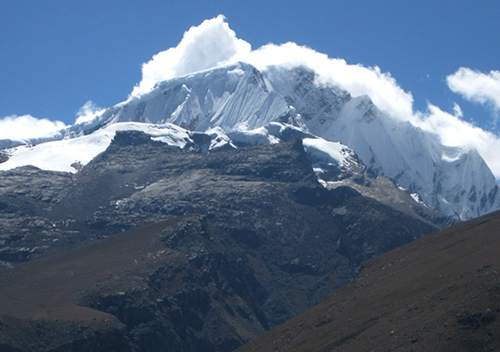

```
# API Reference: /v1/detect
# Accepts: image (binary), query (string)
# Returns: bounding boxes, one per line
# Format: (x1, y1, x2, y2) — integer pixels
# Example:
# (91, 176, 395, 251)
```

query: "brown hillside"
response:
(239, 210, 500, 352)
(0, 217, 189, 351)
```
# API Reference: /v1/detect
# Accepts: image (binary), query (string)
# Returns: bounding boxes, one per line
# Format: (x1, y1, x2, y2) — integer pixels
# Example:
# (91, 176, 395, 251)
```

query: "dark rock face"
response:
(0, 152, 8, 164)
(0, 131, 437, 351)
(458, 309, 497, 329)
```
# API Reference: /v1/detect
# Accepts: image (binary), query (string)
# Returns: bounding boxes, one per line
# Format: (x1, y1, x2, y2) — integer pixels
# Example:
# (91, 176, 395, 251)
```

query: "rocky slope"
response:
(0, 132, 437, 351)
(239, 209, 500, 352)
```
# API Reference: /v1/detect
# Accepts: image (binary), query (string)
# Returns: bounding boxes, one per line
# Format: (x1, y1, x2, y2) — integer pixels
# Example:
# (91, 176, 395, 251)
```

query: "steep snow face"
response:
(330, 97, 500, 219)
(265, 66, 500, 220)
(263, 66, 351, 134)
(96, 62, 302, 133)
(435, 148, 500, 219)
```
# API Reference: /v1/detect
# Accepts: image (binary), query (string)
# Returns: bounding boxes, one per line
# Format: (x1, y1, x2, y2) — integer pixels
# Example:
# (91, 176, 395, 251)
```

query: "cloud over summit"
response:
(130, 16, 500, 179)
(130, 15, 414, 123)
(130, 15, 251, 97)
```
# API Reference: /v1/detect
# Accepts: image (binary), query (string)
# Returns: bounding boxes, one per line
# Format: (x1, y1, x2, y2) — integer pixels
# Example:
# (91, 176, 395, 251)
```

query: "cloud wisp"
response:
(75, 100, 105, 124)
(0, 115, 66, 140)
(447, 68, 500, 119)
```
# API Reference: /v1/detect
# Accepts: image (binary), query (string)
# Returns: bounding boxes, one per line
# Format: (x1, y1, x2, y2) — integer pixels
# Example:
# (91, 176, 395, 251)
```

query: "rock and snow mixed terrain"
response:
(1, 62, 498, 220)
(1, 16, 500, 352)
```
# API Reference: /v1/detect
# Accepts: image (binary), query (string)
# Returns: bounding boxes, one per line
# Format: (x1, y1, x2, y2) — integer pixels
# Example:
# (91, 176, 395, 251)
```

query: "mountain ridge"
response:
(0, 62, 497, 220)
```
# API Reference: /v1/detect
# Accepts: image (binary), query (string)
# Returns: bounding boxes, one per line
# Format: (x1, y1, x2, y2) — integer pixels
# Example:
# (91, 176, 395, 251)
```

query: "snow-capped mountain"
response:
(1, 62, 498, 220)
(102, 62, 301, 131)
(263, 66, 500, 220)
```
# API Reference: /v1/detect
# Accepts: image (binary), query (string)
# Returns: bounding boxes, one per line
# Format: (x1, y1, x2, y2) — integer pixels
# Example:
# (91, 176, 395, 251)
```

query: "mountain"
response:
(1, 62, 498, 220)
(239, 208, 500, 352)
(264, 66, 500, 220)
(0, 132, 438, 351)
(0, 46, 498, 351)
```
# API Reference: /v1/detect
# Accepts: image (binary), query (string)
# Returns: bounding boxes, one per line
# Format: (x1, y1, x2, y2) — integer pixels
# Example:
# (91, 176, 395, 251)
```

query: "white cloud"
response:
(412, 103, 500, 178)
(75, 100, 105, 124)
(447, 68, 500, 114)
(131, 16, 414, 121)
(130, 15, 251, 97)
(0, 115, 66, 140)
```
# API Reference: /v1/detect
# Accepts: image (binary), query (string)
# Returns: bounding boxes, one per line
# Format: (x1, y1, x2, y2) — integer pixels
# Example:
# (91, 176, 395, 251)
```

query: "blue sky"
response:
(1, 1, 500, 133)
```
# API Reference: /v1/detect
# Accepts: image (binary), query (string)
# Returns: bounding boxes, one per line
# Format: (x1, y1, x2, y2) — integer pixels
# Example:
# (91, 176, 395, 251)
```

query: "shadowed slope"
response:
(239, 210, 500, 352)
(0, 218, 188, 351)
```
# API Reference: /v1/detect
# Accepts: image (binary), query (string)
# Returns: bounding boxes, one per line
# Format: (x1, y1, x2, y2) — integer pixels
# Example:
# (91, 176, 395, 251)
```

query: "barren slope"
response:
(239, 209, 500, 352)
(0, 218, 188, 351)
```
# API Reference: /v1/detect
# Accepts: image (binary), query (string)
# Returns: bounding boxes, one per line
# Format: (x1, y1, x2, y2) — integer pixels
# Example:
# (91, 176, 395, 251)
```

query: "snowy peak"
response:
(263, 66, 351, 133)
(95, 62, 299, 133)
(328, 96, 500, 220)
(432, 147, 500, 219)
(255, 65, 500, 220)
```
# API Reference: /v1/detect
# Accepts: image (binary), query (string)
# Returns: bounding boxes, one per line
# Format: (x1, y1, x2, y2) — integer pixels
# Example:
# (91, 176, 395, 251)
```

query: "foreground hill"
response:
(239, 209, 500, 352)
